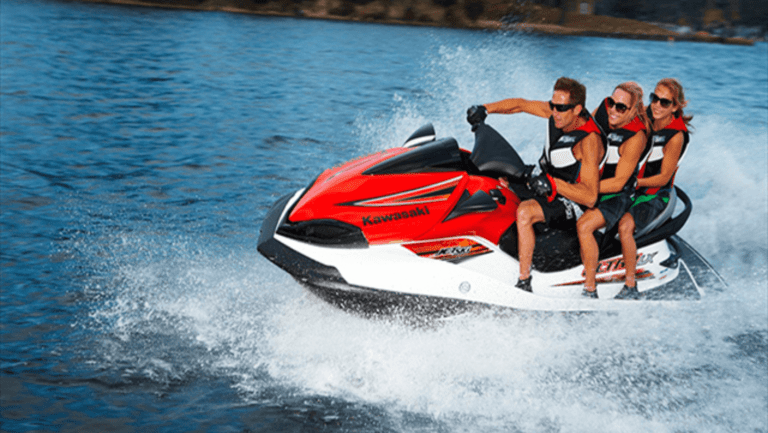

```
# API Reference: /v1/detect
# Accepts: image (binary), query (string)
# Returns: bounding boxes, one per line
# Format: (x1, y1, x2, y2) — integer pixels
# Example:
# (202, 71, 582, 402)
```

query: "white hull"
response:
(259, 190, 726, 315)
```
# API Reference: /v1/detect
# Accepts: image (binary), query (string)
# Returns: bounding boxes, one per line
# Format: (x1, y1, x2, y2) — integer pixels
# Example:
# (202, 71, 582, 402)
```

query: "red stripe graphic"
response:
(351, 176, 462, 207)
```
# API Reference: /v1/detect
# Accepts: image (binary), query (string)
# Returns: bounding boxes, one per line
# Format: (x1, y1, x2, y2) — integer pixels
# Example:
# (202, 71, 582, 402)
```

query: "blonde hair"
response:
(615, 81, 650, 132)
(657, 78, 693, 129)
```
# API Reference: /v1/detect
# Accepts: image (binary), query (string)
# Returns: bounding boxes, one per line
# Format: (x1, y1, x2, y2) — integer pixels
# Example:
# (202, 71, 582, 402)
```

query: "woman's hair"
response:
(615, 81, 650, 132)
(657, 78, 693, 128)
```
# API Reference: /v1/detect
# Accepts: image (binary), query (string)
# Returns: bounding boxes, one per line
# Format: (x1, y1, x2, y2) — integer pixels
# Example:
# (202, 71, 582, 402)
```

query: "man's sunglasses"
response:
(549, 101, 576, 112)
(606, 97, 629, 114)
(650, 93, 673, 108)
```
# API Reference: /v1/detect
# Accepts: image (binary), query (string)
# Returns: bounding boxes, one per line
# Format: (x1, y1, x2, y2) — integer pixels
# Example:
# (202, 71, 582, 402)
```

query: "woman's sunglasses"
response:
(606, 97, 629, 114)
(549, 101, 576, 112)
(650, 93, 673, 108)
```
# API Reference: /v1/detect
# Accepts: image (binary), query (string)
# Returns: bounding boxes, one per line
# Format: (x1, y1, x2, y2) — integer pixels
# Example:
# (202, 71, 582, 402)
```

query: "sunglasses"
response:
(549, 101, 576, 112)
(650, 93, 673, 108)
(606, 97, 629, 114)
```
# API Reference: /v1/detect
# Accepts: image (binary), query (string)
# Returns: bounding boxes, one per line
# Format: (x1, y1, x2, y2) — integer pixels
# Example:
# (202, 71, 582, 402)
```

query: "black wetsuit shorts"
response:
(531, 195, 585, 229)
(597, 190, 634, 232)
(629, 189, 671, 233)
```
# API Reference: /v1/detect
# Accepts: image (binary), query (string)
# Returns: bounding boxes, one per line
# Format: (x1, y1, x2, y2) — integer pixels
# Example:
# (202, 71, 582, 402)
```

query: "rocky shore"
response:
(77, 0, 756, 46)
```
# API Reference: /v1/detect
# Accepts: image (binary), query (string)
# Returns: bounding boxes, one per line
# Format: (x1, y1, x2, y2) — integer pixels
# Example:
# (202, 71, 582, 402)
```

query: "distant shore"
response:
(77, 0, 756, 46)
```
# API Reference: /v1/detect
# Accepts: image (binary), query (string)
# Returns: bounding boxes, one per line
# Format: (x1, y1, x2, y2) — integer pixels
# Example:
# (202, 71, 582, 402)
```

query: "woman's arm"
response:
(599, 131, 647, 194)
(637, 132, 684, 188)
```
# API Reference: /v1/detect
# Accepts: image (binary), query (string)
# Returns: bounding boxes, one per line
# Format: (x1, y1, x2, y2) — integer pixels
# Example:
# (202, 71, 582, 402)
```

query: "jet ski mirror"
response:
(403, 124, 436, 148)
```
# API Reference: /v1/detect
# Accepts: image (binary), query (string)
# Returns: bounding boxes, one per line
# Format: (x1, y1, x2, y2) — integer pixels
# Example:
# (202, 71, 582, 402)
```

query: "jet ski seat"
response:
(633, 188, 678, 239)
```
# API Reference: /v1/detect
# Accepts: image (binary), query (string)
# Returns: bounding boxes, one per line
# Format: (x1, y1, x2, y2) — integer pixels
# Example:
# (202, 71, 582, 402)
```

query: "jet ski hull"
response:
(258, 123, 725, 315)
(258, 188, 725, 315)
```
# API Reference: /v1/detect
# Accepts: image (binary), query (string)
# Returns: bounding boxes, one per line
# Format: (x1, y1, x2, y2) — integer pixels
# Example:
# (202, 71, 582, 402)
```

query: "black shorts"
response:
(531, 195, 585, 229)
(629, 190, 671, 233)
(597, 191, 634, 232)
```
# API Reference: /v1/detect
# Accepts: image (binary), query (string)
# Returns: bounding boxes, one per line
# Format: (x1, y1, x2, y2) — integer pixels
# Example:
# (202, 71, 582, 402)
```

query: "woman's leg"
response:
(577, 208, 606, 292)
(618, 213, 637, 288)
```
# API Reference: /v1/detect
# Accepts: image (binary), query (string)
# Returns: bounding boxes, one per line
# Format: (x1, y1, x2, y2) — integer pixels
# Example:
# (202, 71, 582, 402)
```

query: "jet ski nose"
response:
(277, 219, 368, 248)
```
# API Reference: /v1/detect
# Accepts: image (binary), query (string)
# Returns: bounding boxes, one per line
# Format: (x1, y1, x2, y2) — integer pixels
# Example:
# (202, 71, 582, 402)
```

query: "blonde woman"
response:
(615, 78, 692, 299)
(577, 82, 650, 298)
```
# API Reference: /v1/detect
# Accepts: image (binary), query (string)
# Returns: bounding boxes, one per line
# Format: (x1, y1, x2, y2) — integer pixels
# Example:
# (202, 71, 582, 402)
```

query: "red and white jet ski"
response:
(258, 121, 726, 315)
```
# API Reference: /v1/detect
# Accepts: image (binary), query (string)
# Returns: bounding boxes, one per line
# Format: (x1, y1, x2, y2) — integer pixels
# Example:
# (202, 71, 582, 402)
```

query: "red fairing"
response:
(288, 148, 520, 245)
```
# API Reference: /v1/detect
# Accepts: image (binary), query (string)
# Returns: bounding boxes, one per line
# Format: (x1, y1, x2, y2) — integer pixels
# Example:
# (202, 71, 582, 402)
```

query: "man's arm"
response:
(554, 133, 602, 207)
(599, 131, 646, 194)
(484, 98, 551, 119)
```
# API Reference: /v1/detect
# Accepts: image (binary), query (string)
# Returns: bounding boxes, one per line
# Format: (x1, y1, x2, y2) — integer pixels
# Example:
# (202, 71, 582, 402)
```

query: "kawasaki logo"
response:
(362, 206, 430, 226)
(558, 136, 576, 143)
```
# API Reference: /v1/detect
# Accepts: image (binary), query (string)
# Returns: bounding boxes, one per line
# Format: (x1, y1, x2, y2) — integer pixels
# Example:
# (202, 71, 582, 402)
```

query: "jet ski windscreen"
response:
(470, 124, 528, 181)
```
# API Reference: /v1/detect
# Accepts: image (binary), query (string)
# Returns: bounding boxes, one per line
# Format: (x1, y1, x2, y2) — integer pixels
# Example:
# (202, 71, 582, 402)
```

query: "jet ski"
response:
(258, 120, 726, 315)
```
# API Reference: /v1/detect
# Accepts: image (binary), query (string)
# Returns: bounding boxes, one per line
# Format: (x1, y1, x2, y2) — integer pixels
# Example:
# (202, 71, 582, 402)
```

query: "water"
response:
(1, 1, 767, 432)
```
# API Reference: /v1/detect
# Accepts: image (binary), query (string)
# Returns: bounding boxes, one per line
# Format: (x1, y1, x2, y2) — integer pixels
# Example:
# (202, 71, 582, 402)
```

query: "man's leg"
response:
(516, 200, 546, 281)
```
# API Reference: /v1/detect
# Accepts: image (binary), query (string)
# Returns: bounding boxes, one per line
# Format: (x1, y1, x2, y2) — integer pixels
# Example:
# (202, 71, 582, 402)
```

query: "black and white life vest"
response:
(539, 114, 607, 183)
(638, 114, 690, 195)
(594, 98, 647, 184)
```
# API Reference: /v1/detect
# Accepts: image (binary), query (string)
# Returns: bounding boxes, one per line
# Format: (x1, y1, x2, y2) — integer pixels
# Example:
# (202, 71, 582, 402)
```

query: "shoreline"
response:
(77, 0, 756, 46)
(510, 23, 755, 45)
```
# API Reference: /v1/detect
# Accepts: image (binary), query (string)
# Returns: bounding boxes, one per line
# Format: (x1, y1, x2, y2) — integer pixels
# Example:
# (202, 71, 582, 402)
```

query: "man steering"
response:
(467, 77, 606, 292)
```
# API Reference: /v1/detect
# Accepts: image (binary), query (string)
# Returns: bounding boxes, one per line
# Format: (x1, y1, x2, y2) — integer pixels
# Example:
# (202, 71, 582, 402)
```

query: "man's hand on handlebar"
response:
(466, 105, 487, 131)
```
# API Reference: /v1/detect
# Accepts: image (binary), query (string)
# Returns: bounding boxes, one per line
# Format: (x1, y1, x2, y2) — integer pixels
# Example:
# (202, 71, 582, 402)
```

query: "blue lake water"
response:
(1, 1, 767, 431)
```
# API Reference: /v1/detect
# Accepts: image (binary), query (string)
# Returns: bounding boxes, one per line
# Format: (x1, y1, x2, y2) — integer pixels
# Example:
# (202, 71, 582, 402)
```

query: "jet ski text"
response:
(362, 206, 430, 226)
(584, 252, 659, 276)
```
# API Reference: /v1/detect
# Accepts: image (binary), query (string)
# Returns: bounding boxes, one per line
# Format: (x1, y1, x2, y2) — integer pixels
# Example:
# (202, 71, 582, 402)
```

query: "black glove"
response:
(529, 174, 554, 198)
(466, 105, 487, 131)
(521, 164, 535, 183)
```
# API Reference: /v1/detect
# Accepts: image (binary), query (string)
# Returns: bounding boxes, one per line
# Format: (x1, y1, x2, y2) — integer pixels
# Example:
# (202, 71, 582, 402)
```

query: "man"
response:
(467, 77, 606, 292)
